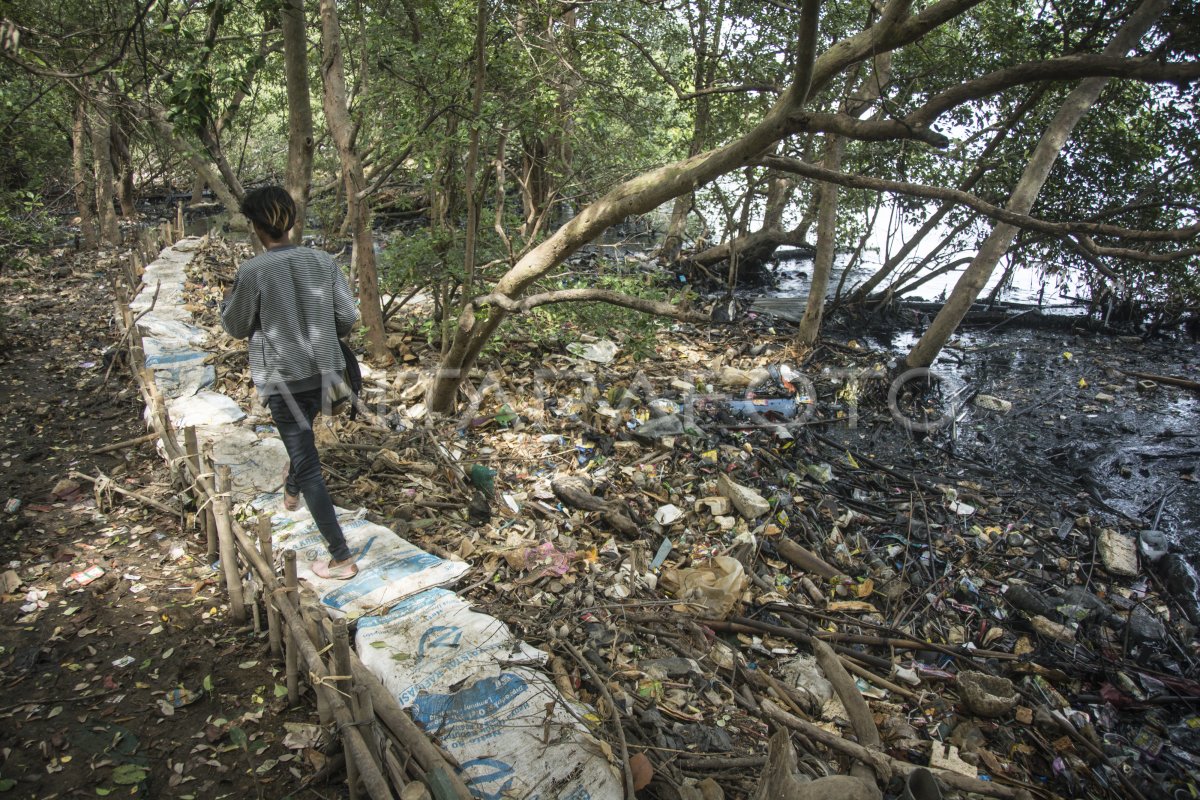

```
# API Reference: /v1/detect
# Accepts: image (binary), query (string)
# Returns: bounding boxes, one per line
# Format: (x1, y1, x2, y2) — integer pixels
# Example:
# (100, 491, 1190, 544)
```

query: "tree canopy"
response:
(2, 0, 1197, 398)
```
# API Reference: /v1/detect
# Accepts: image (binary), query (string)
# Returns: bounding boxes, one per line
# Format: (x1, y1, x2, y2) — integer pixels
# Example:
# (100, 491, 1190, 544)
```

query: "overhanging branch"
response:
(908, 55, 1200, 128)
(761, 155, 1200, 248)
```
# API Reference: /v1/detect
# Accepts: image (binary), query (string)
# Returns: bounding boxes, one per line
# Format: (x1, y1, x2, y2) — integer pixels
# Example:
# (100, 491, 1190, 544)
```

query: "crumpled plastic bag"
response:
(661, 556, 747, 618)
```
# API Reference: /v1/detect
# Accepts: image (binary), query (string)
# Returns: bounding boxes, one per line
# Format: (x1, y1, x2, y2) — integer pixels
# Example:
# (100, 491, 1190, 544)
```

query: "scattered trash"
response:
(717, 474, 770, 519)
(957, 671, 1018, 717)
(66, 564, 106, 587)
(566, 338, 618, 363)
(1098, 528, 1139, 576)
(3, 497, 20, 514)
(973, 394, 1012, 413)
(661, 556, 747, 618)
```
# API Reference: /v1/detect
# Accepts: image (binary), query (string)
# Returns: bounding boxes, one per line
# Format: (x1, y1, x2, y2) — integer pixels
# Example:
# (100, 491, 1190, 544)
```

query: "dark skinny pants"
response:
(267, 388, 351, 562)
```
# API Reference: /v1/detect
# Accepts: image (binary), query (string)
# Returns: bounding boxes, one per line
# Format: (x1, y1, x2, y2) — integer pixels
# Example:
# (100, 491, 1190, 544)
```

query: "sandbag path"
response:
(130, 236, 624, 800)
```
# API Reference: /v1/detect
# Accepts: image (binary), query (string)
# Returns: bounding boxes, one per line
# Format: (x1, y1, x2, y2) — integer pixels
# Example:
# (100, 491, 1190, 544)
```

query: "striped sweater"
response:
(220, 246, 358, 396)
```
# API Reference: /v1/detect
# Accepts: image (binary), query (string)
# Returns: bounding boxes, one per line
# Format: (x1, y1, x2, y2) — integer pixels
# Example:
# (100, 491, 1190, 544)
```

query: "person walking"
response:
(220, 185, 361, 579)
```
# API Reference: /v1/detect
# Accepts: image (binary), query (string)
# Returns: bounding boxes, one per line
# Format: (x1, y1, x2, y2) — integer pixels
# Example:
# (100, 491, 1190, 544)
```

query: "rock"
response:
(1164, 554, 1200, 625)
(1127, 605, 1166, 643)
(634, 414, 684, 440)
(957, 671, 1019, 718)
(1138, 529, 1169, 565)
(1005, 584, 1056, 618)
(696, 496, 731, 515)
(1097, 529, 1139, 577)
(929, 743, 977, 778)
(50, 478, 81, 499)
(641, 657, 702, 678)
(1058, 586, 1112, 623)
(717, 474, 770, 519)
(1031, 615, 1075, 641)
(1095, 392, 1115, 402)
(717, 366, 754, 387)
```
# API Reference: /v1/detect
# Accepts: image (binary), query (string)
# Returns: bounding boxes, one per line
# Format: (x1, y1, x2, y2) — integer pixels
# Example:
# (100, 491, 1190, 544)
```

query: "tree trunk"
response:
(89, 92, 120, 246)
(319, 0, 389, 362)
(110, 122, 136, 217)
(904, 0, 1167, 368)
(842, 87, 1044, 308)
(425, 0, 970, 413)
(147, 104, 248, 232)
(72, 97, 97, 250)
(462, 0, 488, 298)
(282, 0, 314, 243)
(797, 134, 844, 343)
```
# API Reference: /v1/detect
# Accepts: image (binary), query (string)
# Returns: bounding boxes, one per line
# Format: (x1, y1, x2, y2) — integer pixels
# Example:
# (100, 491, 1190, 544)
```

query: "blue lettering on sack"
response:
(458, 758, 515, 800)
(396, 641, 511, 707)
(411, 673, 528, 733)
(322, 551, 445, 609)
(357, 588, 454, 630)
(417, 626, 462, 661)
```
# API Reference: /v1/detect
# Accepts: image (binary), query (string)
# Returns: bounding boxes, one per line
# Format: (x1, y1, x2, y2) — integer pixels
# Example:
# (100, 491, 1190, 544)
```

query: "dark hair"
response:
(240, 186, 296, 240)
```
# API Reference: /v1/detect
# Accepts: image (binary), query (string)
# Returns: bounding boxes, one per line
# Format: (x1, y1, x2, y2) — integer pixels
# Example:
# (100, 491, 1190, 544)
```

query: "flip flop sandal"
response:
(311, 559, 359, 580)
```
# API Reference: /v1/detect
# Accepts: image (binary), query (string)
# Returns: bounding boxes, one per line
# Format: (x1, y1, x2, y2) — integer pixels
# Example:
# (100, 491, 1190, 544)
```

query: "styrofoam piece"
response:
(272, 517, 469, 617)
(165, 391, 246, 428)
(357, 588, 546, 707)
(408, 666, 623, 799)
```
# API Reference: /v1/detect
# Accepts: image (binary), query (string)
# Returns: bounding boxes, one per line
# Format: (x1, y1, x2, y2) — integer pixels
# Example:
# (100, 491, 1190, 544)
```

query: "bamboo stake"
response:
(355, 684, 382, 769)
(315, 615, 471, 800)
(257, 513, 282, 658)
(301, 597, 333, 725)
(214, 464, 247, 622)
(283, 550, 301, 705)
(333, 619, 362, 800)
(176, 203, 185, 239)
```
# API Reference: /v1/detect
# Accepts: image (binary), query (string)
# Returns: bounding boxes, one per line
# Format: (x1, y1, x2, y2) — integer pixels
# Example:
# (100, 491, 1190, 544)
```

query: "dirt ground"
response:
(0, 248, 321, 799)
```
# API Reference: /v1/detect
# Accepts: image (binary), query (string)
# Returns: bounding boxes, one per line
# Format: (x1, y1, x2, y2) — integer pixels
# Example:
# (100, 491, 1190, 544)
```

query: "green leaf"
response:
(369, 641, 388, 649)
(203, 674, 214, 692)
(228, 726, 248, 750)
(0, 778, 16, 791)
(273, 684, 288, 698)
(95, 789, 111, 797)
(111, 764, 147, 785)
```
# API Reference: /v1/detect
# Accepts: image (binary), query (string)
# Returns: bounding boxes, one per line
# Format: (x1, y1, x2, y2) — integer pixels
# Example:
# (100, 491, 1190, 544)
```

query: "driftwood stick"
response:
(283, 550, 300, 706)
(1121, 369, 1200, 392)
(812, 638, 881, 784)
(776, 537, 842, 579)
(69, 471, 179, 516)
(761, 699, 1032, 800)
(89, 431, 161, 455)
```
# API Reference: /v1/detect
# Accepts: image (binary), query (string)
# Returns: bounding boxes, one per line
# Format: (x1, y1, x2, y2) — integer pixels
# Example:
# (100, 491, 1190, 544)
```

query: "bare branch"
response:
(762, 155, 1200, 244)
(908, 55, 1200, 129)
(473, 288, 712, 323)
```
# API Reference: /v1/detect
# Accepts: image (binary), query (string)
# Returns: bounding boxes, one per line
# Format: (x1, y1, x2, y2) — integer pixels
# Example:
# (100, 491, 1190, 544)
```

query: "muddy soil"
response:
(0, 249, 322, 799)
(854, 326, 1200, 557)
